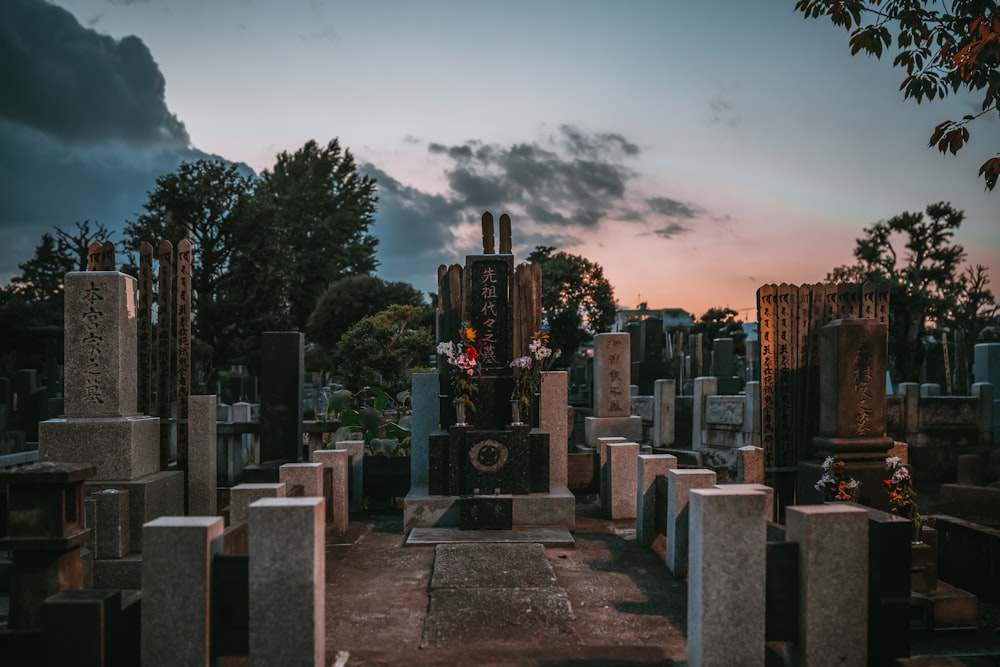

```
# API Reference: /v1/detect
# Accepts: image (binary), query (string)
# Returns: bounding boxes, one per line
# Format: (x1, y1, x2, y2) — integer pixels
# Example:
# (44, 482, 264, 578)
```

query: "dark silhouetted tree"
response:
(526, 246, 617, 365)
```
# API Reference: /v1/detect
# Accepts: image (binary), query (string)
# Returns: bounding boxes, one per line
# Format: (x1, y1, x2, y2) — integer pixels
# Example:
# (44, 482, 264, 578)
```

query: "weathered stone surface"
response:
(687, 488, 766, 667)
(607, 442, 640, 520)
(92, 488, 130, 559)
(312, 449, 349, 534)
(785, 504, 869, 666)
(187, 394, 217, 516)
(86, 471, 184, 554)
(593, 333, 631, 417)
(704, 395, 743, 426)
(584, 415, 642, 449)
(142, 516, 223, 667)
(421, 542, 573, 648)
(631, 395, 654, 422)
(249, 497, 325, 666)
(653, 379, 676, 447)
(337, 439, 365, 511)
(40, 415, 160, 481)
(229, 482, 286, 527)
(63, 272, 138, 418)
(818, 318, 888, 439)
(719, 483, 773, 521)
(637, 454, 677, 546)
(279, 461, 324, 498)
(665, 469, 717, 577)
(737, 445, 765, 484)
(540, 371, 569, 486)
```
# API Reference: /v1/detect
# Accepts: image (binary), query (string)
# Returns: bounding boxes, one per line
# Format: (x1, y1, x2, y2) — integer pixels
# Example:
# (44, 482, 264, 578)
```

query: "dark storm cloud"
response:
(0, 0, 215, 282)
(654, 222, 688, 239)
(428, 126, 636, 228)
(647, 197, 702, 220)
(0, 0, 189, 146)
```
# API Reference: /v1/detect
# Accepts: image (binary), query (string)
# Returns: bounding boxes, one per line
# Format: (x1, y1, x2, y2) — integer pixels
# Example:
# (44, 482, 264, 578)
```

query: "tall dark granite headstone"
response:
(259, 332, 304, 464)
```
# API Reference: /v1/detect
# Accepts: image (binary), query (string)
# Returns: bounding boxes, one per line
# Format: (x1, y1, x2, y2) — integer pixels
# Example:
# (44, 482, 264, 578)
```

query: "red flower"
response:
(466, 347, 477, 360)
(881, 479, 892, 489)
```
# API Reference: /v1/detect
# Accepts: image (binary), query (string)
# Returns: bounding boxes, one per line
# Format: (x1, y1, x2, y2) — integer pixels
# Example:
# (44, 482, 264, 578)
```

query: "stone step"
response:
(912, 580, 978, 629)
(405, 526, 574, 547)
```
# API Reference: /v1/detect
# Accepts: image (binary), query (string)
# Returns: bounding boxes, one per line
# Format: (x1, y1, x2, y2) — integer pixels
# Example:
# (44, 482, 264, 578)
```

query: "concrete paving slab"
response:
(406, 526, 574, 547)
(431, 543, 556, 589)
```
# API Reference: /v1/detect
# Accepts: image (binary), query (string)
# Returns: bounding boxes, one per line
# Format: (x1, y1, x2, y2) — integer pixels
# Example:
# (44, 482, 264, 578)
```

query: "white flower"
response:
(885, 456, 901, 470)
(822, 456, 835, 472)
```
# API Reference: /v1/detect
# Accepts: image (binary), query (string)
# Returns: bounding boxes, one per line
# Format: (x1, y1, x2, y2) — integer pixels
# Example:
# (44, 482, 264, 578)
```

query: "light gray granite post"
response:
(337, 439, 364, 511)
(596, 436, 627, 511)
(594, 332, 631, 417)
(692, 376, 718, 454)
(279, 462, 324, 498)
(688, 488, 766, 667)
(312, 449, 349, 534)
(637, 454, 677, 546)
(231, 401, 254, 483)
(410, 372, 439, 488)
(737, 445, 765, 484)
(142, 516, 224, 667)
(607, 442, 640, 520)
(93, 488, 130, 559)
(249, 497, 325, 667)
(540, 370, 569, 486)
(188, 394, 217, 516)
(653, 379, 676, 447)
(229, 482, 286, 526)
(666, 468, 717, 577)
(785, 504, 868, 666)
(719, 483, 773, 521)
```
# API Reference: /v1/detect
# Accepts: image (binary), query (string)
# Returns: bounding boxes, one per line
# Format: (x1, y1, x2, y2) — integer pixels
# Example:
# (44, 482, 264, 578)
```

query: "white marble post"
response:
(687, 488, 766, 667)
(637, 454, 677, 546)
(249, 497, 325, 666)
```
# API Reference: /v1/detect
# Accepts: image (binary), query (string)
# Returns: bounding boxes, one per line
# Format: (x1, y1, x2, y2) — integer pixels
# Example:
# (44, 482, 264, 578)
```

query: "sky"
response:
(2, 0, 997, 319)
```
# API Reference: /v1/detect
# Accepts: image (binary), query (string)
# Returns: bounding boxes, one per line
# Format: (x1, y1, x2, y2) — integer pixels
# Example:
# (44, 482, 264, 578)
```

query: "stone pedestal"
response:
(40, 416, 160, 481)
(637, 454, 677, 546)
(312, 449, 349, 534)
(607, 442, 640, 520)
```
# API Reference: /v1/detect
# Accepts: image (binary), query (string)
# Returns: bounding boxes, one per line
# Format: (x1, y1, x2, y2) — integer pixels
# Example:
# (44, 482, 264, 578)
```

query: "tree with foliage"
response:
(123, 159, 256, 369)
(250, 139, 379, 332)
(0, 220, 110, 372)
(691, 306, 748, 347)
(526, 246, 617, 365)
(307, 274, 427, 352)
(827, 201, 995, 381)
(334, 304, 434, 397)
(794, 0, 1000, 190)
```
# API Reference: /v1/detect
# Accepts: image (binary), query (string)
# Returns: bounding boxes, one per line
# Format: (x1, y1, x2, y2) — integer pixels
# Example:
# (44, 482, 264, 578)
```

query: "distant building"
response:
(613, 302, 695, 333)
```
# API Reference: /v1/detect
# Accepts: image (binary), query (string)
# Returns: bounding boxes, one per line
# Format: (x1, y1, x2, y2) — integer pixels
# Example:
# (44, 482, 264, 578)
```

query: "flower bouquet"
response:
(436, 322, 480, 424)
(883, 456, 921, 540)
(509, 324, 561, 424)
(814, 456, 861, 502)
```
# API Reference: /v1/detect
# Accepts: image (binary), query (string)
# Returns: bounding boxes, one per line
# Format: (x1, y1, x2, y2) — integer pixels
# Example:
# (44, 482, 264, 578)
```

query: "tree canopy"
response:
(526, 246, 617, 364)
(827, 201, 997, 381)
(334, 304, 434, 396)
(794, 0, 1000, 190)
(691, 306, 748, 347)
(120, 139, 380, 370)
(307, 274, 427, 352)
